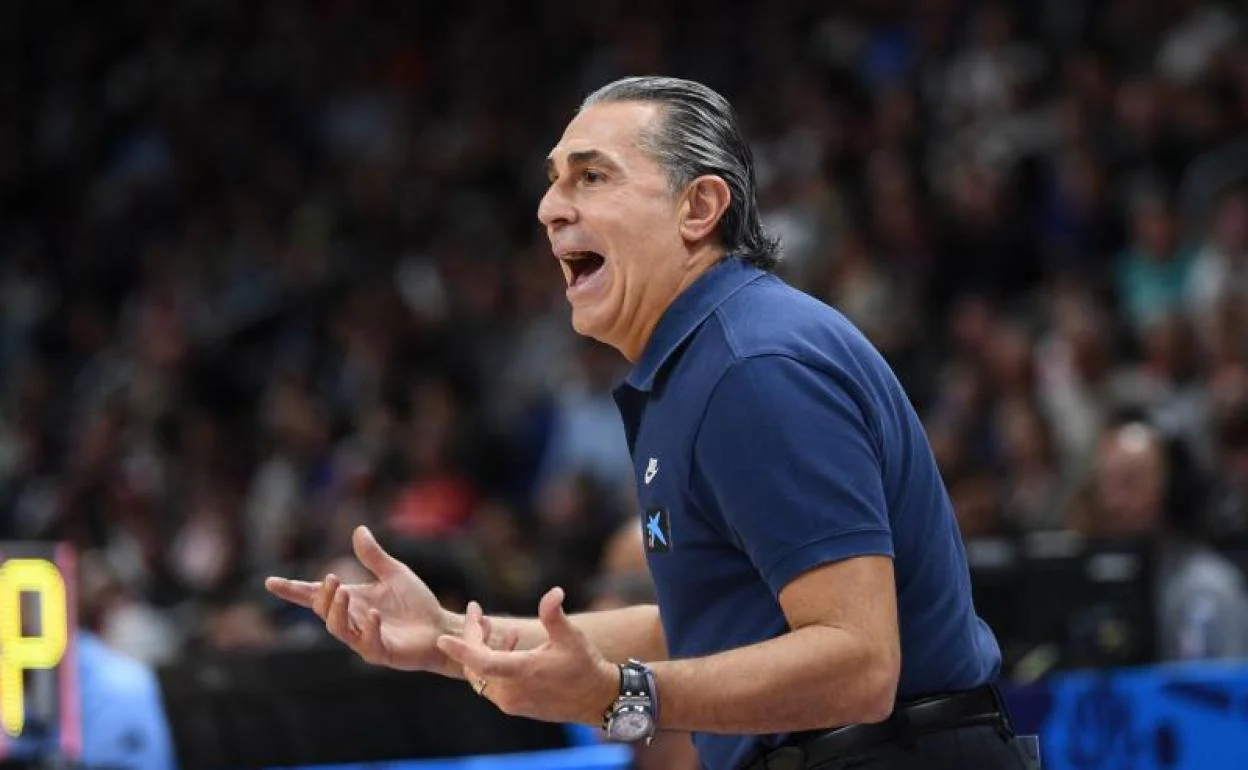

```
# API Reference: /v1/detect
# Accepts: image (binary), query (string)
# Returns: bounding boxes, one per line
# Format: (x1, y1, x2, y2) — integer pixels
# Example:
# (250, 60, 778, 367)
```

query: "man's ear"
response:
(679, 175, 732, 243)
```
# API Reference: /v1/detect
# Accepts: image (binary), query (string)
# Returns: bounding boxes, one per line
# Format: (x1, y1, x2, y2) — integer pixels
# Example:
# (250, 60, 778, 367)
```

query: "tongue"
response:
(574, 254, 604, 285)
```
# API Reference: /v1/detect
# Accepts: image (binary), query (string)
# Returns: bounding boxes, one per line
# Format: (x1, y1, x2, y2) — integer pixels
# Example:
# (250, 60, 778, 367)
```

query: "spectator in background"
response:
(1115, 189, 1195, 334)
(1114, 313, 1210, 462)
(532, 472, 626, 611)
(533, 339, 634, 497)
(1073, 418, 1248, 661)
(467, 498, 542, 613)
(1111, 75, 1190, 189)
(1187, 182, 1248, 342)
(1206, 380, 1248, 535)
(79, 630, 179, 770)
(77, 550, 182, 668)
(996, 397, 1068, 532)
(199, 594, 281, 653)
(938, 2, 1045, 134)
(821, 230, 918, 361)
(864, 147, 936, 286)
(1156, 0, 1241, 87)
(387, 385, 479, 540)
(934, 157, 1038, 315)
(1035, 287, 1119, 470)
(244, 371, 335, 580)
(1038, 142, 1122, 275)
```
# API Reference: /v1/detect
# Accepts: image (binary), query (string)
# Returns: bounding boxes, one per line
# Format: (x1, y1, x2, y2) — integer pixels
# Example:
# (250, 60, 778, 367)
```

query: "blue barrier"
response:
(274, 726, 630, 770)
(1007, 661, 1248, 769)
(280, 743, 631, 770)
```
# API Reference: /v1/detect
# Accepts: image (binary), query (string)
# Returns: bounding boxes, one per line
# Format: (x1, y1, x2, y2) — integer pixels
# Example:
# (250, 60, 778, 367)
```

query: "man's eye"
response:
(581, 169, 604, 184)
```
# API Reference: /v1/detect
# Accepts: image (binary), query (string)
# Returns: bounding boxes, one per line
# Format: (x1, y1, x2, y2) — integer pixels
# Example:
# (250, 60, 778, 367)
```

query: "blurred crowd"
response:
(2, 0, 1247, 685)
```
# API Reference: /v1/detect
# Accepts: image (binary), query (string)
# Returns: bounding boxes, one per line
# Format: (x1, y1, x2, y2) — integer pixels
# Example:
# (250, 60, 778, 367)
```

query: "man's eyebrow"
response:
(545, 149, 620, 180)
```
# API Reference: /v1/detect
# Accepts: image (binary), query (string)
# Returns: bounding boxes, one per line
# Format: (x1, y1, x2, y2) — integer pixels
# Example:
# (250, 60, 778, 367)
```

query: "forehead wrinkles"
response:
(552, 103, 663, 169)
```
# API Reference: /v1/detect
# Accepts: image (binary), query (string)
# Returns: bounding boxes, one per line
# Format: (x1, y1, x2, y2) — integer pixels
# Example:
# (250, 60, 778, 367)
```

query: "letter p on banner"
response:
(0, 543, 80, 763)
(1, 558, 68, 736)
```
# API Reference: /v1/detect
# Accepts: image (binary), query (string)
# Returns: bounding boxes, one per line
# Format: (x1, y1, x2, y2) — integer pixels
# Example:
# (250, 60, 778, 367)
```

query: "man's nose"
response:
(537, 184, 576, 230)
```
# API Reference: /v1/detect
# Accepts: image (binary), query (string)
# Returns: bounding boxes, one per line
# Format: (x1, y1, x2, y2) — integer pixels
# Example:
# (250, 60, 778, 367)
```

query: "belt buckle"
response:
(760, 745, 805, 770)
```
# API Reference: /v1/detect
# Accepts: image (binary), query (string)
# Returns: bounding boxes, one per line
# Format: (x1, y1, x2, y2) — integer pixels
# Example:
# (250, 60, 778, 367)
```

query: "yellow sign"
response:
(0, 558, 69, 737)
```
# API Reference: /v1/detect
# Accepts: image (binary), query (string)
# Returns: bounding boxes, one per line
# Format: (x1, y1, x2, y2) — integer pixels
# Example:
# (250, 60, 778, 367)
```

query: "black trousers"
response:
(790, 725, 1035, 770)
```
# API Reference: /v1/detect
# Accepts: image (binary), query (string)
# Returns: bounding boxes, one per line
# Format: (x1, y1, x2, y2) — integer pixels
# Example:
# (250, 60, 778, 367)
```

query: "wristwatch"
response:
(603, 659, 659, 744)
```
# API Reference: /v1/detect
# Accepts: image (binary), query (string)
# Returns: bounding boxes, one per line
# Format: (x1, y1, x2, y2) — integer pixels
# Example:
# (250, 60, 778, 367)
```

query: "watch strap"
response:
(640, 663, 659, 727)
(602, 659, 658, 742)
(620, 661, 647, 699)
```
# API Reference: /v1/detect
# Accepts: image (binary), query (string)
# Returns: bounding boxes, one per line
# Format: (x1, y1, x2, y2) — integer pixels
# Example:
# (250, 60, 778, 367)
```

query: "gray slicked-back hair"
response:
(582, 76, 780, 271)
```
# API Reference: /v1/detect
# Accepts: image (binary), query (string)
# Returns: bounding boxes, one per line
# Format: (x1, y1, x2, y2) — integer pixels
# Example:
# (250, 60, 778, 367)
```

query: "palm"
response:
(265, 526, 450, 673)
(345, 572, 443, 670)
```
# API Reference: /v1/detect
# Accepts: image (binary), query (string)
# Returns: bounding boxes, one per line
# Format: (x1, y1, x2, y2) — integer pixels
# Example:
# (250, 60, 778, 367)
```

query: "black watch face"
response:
(610, 710, 654, 741)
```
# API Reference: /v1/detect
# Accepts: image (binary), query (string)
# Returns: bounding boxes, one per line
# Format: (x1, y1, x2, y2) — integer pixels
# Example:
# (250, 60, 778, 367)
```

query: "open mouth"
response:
(562, 251, 606, 288)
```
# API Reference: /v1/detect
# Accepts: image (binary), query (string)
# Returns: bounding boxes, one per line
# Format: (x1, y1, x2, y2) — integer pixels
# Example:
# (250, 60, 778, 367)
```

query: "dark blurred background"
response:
(1, 0, 1247, 766)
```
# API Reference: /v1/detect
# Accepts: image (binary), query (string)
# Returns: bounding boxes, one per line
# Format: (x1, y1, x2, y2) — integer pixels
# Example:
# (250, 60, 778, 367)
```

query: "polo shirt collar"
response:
(624, 257, 764, 392)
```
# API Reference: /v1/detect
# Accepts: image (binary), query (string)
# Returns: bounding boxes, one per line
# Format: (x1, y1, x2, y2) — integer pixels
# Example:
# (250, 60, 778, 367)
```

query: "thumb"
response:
(537, 586, 578, 645)
(353, 525, 403, 580)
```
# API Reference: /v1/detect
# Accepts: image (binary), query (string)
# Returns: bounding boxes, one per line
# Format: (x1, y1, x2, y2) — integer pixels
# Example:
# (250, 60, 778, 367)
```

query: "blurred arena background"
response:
(1, 0, 1248, 768)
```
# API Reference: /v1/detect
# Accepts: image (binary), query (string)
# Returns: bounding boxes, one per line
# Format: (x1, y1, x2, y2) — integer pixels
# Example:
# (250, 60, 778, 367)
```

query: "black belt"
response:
(742, 685, 1011, 770)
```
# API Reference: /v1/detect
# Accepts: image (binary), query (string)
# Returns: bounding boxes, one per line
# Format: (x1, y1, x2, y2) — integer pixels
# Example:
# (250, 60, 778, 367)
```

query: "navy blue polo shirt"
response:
(612, 258, 1001, 770)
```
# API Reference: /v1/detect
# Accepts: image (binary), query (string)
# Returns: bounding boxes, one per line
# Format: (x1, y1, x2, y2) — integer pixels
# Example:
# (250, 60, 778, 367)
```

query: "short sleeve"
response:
(693, 354, 894, 595)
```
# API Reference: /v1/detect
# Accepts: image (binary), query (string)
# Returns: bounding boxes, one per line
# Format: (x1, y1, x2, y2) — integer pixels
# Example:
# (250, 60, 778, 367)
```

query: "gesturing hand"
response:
(264, 525, 450, 672)
(437, 586, 619, 726)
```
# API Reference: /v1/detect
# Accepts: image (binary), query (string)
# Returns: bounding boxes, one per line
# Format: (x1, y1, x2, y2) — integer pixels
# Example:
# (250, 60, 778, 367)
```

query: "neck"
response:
(616, 244, 728, 362)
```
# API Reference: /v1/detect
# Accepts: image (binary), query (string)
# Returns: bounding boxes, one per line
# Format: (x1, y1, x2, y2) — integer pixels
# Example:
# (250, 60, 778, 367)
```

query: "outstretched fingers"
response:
(537, 587, 575, 644)
(439, 602, 529, 678)
(326, 577, 359, 643)
(476, 610, 521, 653)
(438, 634, 527, 677)
(352, 525, 406, 581)
(264, 577, 320, 608)
(314, 574, 341, 620)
